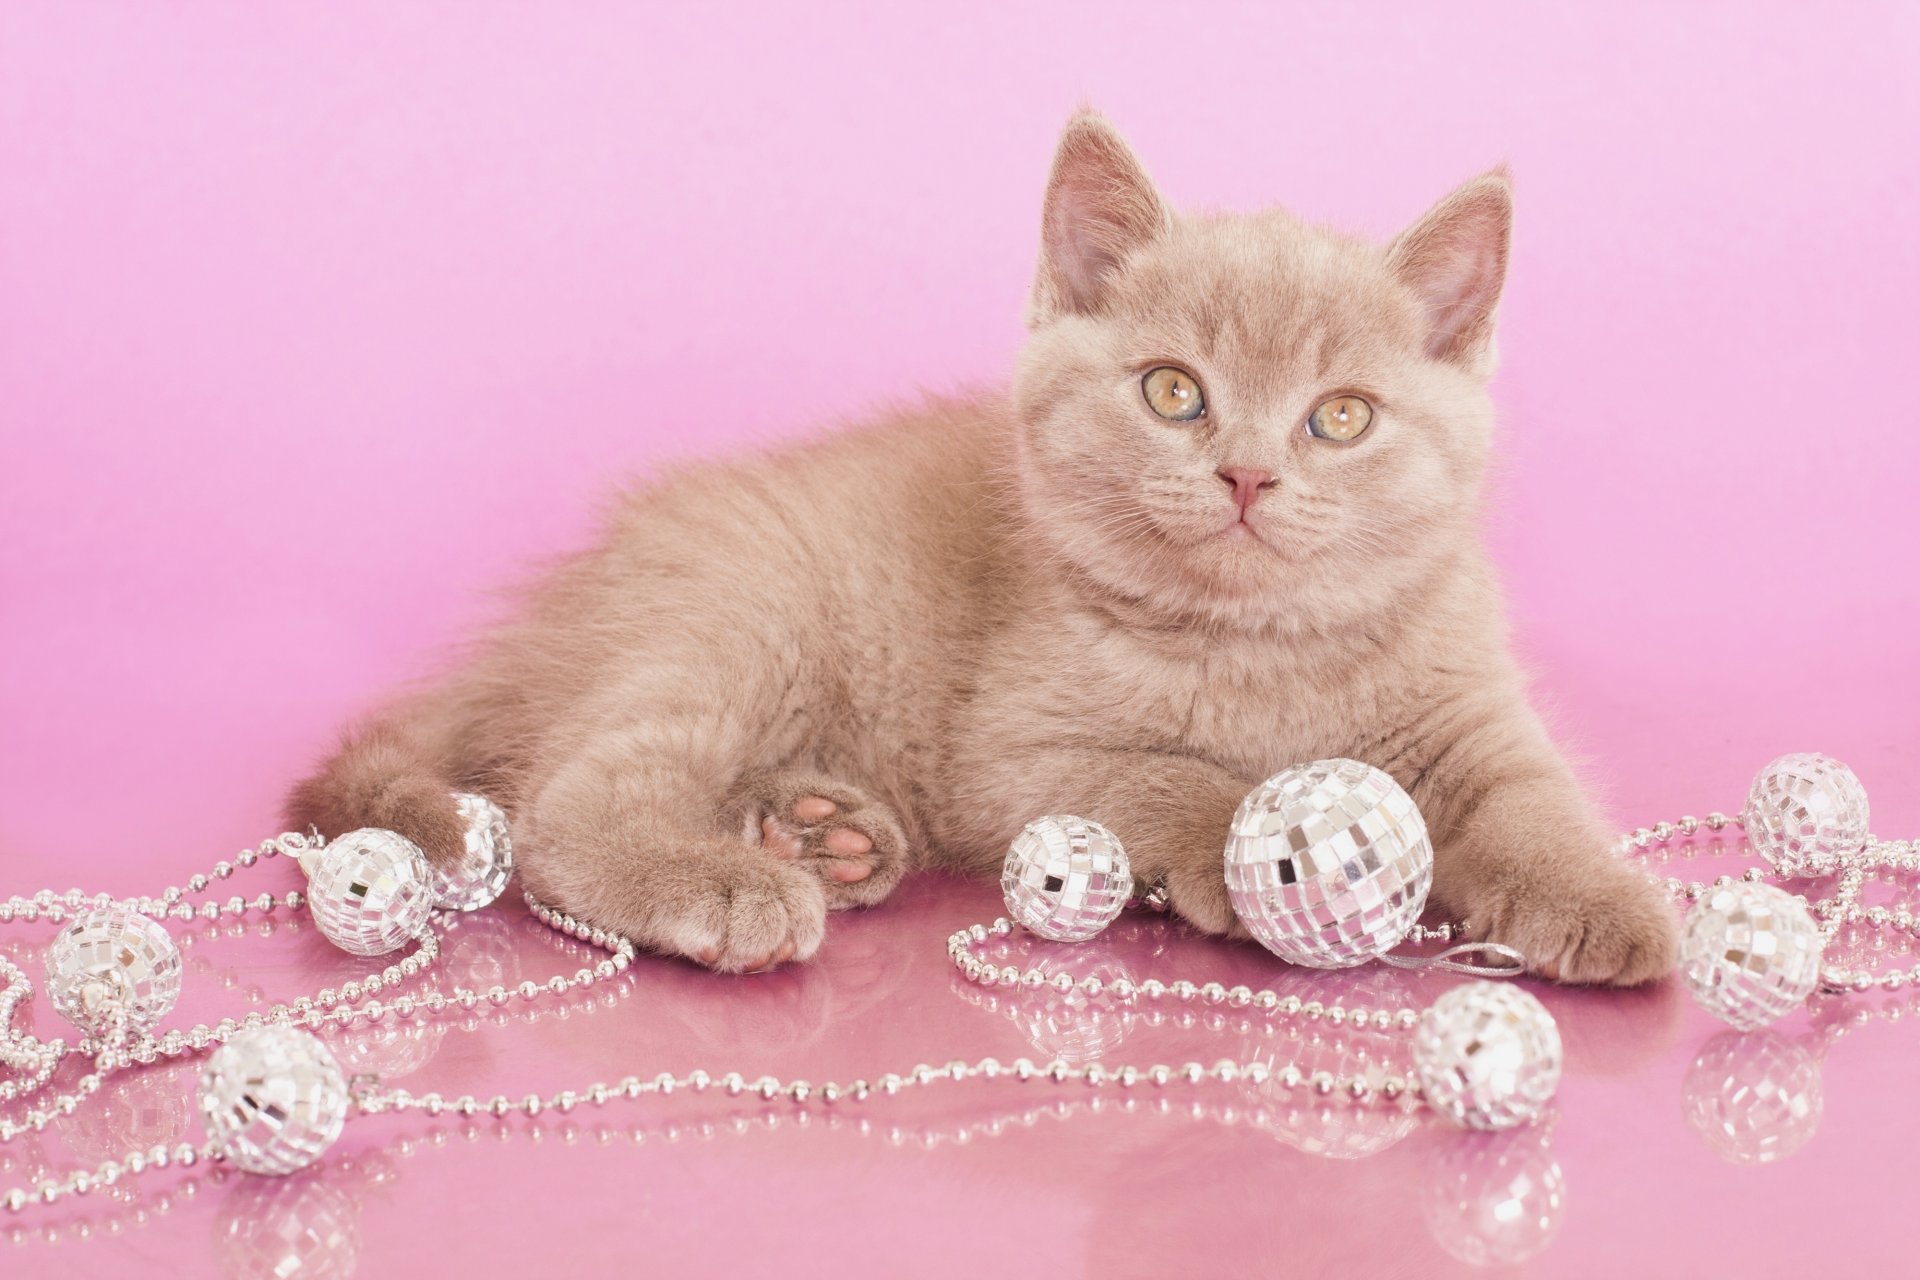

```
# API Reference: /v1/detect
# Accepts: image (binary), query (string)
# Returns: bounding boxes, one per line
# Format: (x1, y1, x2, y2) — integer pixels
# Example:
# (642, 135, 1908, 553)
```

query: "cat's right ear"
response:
(1026, 113, 1172, 327)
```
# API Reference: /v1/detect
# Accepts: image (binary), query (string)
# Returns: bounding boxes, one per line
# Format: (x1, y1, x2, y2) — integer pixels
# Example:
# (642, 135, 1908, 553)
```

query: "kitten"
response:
(289, 112, 1677, 984)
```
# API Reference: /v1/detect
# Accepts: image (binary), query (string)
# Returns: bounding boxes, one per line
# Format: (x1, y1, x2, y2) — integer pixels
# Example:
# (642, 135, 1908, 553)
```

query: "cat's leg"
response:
(1386, 695, 1678, 986)
(731, 769, 909, 909)
(518, 738, 830, 974)
(288, 689, 487, 868)
(941, 746, 1253, 940)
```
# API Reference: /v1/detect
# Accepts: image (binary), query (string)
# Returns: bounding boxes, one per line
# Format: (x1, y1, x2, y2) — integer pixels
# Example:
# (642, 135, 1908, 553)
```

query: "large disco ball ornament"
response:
(44, 907, 183, 1035)
(430, 792, 515, 911)
(1680, 882, 1824, 1030)
(303, 829, 436, 957)
(1223, 759, 1432, 968)
(200, 1026, 350, 1175)
(1001, 816, 1133, 942)
(1742, 753, 1870, 873)
(1413, 982, 1562, 1131)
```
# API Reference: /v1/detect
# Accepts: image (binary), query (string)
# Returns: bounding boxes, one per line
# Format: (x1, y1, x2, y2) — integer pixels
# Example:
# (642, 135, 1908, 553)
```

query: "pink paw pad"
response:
(759, 795, 877, 883)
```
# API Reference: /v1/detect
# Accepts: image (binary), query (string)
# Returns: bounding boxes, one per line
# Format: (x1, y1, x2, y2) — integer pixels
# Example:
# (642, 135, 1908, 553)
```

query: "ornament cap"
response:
(295, 842, 328, 880)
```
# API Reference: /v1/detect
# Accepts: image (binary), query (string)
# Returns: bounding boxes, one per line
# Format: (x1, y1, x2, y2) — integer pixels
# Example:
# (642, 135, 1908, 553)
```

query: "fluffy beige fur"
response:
(290, 113, 1677, 984)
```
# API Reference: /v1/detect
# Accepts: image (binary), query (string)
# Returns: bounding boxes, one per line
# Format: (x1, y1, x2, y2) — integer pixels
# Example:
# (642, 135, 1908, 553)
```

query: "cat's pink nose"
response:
(1216, 467, 1274, 514)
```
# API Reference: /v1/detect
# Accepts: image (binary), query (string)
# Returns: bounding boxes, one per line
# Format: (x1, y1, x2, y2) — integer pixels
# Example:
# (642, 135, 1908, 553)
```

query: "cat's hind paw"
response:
(738, 770, 909, 909)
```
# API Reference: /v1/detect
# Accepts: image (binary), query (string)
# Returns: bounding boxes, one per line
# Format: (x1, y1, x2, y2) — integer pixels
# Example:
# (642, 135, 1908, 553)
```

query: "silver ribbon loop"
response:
(1381, 940, 1528, 978)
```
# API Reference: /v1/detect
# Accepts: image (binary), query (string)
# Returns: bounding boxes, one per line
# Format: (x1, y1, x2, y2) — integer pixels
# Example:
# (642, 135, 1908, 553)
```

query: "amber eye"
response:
(1306, 395, 1374, 441)
(1142, 366, 1205, 421)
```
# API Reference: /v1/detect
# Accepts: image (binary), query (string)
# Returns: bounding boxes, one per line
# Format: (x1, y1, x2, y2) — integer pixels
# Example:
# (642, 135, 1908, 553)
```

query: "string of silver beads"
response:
(1620, 812, 1920, 995)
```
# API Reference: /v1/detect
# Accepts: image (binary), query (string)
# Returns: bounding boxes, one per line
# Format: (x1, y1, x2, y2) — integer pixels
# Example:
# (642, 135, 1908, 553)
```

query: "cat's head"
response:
(1010, 112, 1511, 634)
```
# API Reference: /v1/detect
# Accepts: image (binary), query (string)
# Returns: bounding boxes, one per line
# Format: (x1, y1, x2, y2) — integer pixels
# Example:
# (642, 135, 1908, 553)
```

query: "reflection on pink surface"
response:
(3, 859, 1920, 1276)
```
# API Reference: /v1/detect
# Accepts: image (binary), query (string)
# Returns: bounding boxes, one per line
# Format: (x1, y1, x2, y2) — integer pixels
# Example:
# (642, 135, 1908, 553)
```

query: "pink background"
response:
(2, 4, 1918, 1276)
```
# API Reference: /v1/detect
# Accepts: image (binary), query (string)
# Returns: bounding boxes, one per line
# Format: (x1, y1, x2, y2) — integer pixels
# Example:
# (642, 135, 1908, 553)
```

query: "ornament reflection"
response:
(1681, 1029, 1823, 1165)
(1421, 1118, 1566, 1267)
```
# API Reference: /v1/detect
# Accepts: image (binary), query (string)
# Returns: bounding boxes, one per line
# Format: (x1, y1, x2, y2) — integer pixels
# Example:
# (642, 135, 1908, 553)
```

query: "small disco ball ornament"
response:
(200, 1026, 349, 1176)
(1001, 815, 1132, 942)
(303, 829, 436, 957)
(1680, 881, 1824, 1030)
(44, 907, 183, 1035)
(1223, 759, 1432, 969)
(1413, 982, 1562, 1131)
(429, 792, 515, 911)
(1742, 752, 1870, 873)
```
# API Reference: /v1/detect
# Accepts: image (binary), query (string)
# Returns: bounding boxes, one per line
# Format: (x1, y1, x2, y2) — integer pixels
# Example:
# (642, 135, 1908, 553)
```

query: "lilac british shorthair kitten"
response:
(291, 113, 1677, 985)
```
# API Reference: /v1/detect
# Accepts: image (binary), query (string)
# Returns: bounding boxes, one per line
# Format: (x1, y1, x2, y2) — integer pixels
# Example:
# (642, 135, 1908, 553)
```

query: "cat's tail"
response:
(285, 718, 469, 867)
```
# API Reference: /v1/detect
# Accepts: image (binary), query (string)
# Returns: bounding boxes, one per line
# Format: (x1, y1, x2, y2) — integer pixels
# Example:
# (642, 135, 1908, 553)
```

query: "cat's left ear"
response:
(1387, 170, 1513, 375)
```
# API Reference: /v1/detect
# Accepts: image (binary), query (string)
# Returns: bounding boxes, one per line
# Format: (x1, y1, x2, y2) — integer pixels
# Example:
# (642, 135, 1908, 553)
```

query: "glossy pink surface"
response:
(2, 3, 1918, 1276)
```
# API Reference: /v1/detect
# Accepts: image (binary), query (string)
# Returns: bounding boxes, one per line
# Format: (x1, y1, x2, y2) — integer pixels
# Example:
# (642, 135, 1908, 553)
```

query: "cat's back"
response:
(542, 394, 1016, 718)
(603, 393, 1010, 603)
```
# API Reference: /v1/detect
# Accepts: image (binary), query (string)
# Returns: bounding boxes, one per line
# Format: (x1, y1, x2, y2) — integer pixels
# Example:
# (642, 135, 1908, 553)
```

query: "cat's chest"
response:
(1044, 618, 1385, 778)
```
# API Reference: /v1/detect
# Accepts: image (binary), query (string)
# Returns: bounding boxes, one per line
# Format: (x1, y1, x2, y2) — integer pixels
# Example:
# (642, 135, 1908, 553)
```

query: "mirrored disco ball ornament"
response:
(1680, 881, 1824, 1030)
(1001, 816, 1133, 942)
(44, 907, 183, 1035)
(429, 792, 515, 911)
(1223, 759, 1432, 968)
(1413, 982, 1562, 1131)
(200, 1026, 349, 1175)
(1742, 752, 1870, 873)
(299, 829, 436, 957)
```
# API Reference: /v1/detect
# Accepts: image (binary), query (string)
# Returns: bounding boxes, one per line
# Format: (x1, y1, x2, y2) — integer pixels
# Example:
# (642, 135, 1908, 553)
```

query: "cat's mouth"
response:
(1219, 518, 1275, 551)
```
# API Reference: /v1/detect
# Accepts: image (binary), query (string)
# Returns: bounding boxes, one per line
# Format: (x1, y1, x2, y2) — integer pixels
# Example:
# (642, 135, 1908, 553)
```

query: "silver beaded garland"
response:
(1413, 982, 1562, 1131)
(1224, 759, 1433, 969)
(1000, 816, 1133, 943)
(1742, 752, 1870, 873)
(199, 1026, 350, 1175)
(1680, 881, 1824, 1030)
(431, 793, 515, 912)
(43, 908, 182, 1036)
(4, 755, 1920, 1217)
(300, 829, 436, 957)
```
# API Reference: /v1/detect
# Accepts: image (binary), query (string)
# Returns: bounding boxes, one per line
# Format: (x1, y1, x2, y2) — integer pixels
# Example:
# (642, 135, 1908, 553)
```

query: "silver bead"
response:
(1223, 760, 1432, 968)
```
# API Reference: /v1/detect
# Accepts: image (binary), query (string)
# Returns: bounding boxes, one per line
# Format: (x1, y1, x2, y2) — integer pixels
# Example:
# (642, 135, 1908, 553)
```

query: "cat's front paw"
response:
(1461, 856, 1678, 987)
(1159, 848, 1251, 942)
(524, 840, 831, 976)
(666, 855, 831, 974)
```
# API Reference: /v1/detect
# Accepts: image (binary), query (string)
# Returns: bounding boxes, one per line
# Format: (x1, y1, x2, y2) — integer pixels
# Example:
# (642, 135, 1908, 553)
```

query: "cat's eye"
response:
(1142, 366, 1205, 421)
(1306, 395, 1374, 442)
